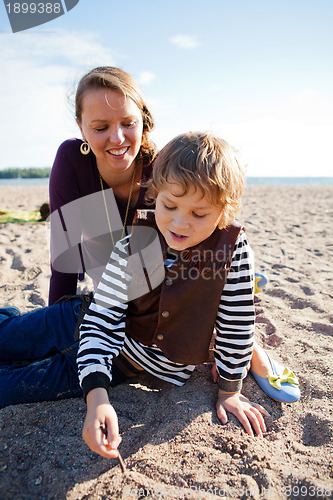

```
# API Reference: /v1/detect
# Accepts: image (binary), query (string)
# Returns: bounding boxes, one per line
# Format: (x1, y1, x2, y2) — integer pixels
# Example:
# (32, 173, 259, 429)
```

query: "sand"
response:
(0, 184, 332, 499)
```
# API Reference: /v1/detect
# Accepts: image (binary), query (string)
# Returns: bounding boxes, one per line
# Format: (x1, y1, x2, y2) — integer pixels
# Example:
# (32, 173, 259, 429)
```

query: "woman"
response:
(49, 66, 157, 305)
(0, 66, 159, 407)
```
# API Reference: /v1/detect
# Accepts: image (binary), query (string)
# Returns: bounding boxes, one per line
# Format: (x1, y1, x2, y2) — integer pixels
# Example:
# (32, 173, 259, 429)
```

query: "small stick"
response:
(116, 452, 126, 473)
(100, 424, 126, 473)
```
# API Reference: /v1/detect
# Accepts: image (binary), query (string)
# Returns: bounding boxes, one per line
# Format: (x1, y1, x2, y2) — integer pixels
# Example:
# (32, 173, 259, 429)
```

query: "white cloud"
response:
(150, 90, 333, 177)
(0, 29, 115, 168)
(0, 30, 114, 72)
(210, 118, 333, 177)
(170, 34, 199, 49)
(138, 71, 156, 85)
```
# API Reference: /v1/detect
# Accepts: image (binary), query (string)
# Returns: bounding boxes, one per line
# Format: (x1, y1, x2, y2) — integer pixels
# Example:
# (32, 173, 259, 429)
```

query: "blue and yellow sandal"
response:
(250, 352, 300, 403)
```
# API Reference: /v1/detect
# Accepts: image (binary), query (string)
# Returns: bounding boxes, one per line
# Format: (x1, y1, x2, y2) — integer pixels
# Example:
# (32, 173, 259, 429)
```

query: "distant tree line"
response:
(0, 168, 51, 179)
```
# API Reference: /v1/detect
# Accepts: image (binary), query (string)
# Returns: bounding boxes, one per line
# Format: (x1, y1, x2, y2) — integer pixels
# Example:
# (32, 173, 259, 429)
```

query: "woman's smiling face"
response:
(155, 181, 223, 251)
(77, 88, 144, 174)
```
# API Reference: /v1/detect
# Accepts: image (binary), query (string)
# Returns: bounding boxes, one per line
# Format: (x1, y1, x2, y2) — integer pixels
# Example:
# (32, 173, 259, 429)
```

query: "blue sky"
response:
(0, 0, 332, 176)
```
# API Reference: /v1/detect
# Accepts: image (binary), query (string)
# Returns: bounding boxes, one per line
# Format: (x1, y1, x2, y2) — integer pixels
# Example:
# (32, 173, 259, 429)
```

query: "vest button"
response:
(161, 310, 170, 318)
(165, 278, 173, 286)
(156, 333, 164, 341)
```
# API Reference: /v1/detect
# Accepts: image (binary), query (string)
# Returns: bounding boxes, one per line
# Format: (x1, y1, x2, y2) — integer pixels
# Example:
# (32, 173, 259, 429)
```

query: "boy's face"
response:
(155, 182, 223, 251)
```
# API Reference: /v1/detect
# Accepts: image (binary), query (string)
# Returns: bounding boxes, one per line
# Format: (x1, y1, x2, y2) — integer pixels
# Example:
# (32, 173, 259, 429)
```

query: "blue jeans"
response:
(0, 299, 83, 408)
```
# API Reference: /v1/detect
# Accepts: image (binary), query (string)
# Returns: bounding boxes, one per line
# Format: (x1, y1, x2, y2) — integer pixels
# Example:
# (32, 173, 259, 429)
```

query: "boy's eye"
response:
(163, 203, 175, 211)
(94, 126, 107, 132)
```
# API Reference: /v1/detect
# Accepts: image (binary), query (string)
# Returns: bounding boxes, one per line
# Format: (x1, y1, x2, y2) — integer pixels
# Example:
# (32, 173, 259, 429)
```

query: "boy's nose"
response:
(172, 213, 190, 229)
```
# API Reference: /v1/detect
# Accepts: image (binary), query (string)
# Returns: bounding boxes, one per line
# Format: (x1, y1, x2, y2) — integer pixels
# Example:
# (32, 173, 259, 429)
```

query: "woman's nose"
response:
(108, 126, 124, 144)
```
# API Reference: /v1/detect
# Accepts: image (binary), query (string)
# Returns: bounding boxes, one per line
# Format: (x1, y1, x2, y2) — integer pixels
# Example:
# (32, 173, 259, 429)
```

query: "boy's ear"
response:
(217, 211, 224, 229)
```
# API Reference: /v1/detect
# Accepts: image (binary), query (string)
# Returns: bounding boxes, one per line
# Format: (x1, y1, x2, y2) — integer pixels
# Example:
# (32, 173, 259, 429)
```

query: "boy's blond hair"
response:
(147, 131, 245, 229)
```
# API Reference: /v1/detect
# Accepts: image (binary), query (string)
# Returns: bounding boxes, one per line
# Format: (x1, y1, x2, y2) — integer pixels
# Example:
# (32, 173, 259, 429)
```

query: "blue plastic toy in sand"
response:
(254, 272, 268, 294)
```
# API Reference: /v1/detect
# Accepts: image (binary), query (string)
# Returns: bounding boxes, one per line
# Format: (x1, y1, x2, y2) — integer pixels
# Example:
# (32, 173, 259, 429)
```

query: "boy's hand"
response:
(83, 387, 122, 458)
(216, 390, 269, 437)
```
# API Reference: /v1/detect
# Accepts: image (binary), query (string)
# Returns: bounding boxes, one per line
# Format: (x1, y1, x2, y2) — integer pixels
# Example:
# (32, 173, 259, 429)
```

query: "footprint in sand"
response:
(28, 293, 46, 307)
(266, 288, 324, 313)
(6, 248, 25, 271)
(302, 413, 333, 446)
(311, 322, 333, 336)
(286, 277, 299, 283)
(301, 285, 315, 296)
(255, 315, 283, 347)
(264, 333, 284, 347)
(255, 315, 276, 335)
(26, 266, 42, 281)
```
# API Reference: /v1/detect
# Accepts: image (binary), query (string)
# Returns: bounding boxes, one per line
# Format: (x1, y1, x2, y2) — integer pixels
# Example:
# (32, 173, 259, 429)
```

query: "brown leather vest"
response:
(126, 210, 243, 365)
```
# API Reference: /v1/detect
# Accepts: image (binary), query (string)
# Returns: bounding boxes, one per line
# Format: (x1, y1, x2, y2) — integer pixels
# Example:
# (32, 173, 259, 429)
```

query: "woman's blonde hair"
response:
(147, 132, 245, 229)
(75, 66, 156, 166)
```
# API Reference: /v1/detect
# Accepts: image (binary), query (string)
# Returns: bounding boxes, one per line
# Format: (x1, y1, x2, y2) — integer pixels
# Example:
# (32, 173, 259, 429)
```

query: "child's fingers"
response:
(252, 402, 270, 417)
(234, 410, 255, 438)
(227, 404, 265, 437)
(216, 404, 228, 425)
(83, 424, 118, 459)
(104, 413, 121, 450)
(98, 425, 121, 459)
(96, 427, 120, 459)
(254, 408, 267, 432)
(97, 444, 120, 459)
(245, 407, 266, 436)
(248, 403, 270, 434)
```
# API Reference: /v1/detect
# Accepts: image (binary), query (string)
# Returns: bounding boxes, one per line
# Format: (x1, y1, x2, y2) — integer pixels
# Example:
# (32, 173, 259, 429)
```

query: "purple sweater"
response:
(48, 138, 153, 305)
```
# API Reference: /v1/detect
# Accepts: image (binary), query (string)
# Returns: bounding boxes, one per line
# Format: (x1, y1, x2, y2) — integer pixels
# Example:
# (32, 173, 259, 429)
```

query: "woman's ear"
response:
(76, 119, 84, 139)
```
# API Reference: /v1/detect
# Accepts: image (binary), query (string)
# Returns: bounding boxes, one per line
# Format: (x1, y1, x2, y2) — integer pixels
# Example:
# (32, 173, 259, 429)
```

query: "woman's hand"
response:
(211, 362, 219, 383)
(83, 387, 122, 458)
(216, 390, 269, 437)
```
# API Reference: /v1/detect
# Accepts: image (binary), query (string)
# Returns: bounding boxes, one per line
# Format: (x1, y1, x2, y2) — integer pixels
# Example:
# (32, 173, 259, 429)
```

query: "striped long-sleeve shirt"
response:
(77, 230, 255, 394)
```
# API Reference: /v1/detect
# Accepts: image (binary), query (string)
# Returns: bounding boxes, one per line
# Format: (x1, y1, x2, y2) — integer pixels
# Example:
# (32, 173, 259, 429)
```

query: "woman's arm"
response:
(48, 140, 83, 304)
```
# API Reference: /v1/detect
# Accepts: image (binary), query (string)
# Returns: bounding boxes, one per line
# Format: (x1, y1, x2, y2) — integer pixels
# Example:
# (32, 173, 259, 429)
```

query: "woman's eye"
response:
(193, 212, 206, 218)
(94, 127, 107, 132)
(123, 121, 136, 128)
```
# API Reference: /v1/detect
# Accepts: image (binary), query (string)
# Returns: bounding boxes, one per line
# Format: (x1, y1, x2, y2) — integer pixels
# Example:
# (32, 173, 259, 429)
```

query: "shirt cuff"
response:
(218, 376, 243, 393)
(81, 372, 110, 402)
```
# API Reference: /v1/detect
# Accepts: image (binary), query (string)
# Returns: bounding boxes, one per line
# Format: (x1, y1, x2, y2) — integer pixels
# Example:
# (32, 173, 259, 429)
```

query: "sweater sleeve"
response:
(48, 140, 83, 304)
(77, 236, 132, 397)
(214, 230, 255, 392)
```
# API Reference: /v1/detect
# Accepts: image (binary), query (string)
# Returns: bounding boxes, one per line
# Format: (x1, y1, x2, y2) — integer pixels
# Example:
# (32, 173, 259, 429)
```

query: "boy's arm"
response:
(214, 231, 255, 392)
(77, 237, 131, 456)
(214, 231, 269, 436)
(77, 236, 131, 395)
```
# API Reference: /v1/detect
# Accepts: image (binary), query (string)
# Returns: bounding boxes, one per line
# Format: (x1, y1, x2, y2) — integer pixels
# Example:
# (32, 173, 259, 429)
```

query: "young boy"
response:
(77, 131, 269, 459)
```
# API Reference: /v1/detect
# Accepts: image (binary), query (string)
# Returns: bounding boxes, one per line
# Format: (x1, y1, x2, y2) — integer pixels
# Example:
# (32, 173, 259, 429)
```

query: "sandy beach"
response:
(0, 184, 332, 499)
